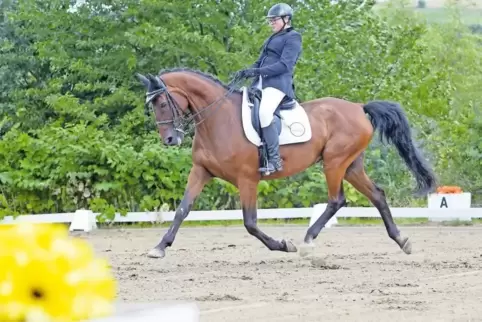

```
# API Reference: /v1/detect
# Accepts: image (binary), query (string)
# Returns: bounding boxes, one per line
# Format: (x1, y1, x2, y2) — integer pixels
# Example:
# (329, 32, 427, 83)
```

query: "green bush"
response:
(0, 0, 480, 220)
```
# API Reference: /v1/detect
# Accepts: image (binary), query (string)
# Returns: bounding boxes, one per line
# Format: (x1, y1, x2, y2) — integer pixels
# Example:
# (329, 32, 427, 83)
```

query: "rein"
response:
(144, 73, 244, 136)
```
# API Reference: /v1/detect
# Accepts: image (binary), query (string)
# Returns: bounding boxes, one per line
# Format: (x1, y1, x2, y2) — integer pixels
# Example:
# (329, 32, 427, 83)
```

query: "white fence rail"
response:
(1, 204, 481, 231)
(1, 193, 477, 227)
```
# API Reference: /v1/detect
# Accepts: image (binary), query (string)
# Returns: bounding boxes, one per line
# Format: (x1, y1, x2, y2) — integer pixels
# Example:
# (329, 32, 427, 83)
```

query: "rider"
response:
(235, 3, 302, 174)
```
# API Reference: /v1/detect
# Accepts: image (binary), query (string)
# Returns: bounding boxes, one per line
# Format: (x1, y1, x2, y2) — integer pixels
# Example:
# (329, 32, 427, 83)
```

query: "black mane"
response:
(158, 67, 242, 93)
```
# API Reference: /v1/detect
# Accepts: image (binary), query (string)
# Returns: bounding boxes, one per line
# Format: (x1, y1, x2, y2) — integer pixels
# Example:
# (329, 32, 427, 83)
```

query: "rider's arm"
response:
(251, 57, 262, 69)
(251, 43, 265, 68)
(257, 32, 302, 77)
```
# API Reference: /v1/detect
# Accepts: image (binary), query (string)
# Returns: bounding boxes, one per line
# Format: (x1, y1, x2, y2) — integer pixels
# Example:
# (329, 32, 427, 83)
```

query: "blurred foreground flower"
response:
(0, 223, 116, 321)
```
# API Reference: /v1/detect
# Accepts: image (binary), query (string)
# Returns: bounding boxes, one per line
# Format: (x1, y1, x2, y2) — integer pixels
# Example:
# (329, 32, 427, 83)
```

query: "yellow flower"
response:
(0, 222, 116, 322)
(1, 223, 68, 248)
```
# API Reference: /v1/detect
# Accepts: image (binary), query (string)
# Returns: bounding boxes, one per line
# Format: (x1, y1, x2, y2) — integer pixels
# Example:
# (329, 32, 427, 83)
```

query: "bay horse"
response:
(136, 68, 437, 259)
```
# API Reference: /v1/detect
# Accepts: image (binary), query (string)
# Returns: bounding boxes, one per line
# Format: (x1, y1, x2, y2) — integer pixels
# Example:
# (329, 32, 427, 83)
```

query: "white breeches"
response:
(259, 87, 286, 128)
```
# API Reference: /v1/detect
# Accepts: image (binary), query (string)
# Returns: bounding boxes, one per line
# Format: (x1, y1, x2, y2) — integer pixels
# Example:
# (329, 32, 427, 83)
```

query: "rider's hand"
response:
(234, 68, 260, 79)
(241, 68, 260, 78)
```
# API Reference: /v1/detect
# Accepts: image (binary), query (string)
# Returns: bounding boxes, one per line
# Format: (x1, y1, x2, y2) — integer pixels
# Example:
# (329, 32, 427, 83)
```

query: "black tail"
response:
(363, 100, 437, 196)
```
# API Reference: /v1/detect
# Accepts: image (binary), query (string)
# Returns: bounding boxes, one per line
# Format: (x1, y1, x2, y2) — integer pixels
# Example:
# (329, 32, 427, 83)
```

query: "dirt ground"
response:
(80, 225, 482, 321)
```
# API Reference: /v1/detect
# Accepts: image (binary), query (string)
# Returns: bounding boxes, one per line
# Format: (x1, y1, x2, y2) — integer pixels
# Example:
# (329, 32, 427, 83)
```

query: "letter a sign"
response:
(440, 197, 448, 208)
(427, 192, 471, 211)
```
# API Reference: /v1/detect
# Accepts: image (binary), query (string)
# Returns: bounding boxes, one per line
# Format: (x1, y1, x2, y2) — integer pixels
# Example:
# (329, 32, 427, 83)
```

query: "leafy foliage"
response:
(0, 0, 480, 219)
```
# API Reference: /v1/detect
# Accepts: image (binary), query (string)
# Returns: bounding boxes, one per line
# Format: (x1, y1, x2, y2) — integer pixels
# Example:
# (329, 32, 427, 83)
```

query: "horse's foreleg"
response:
(147, 164, 212, 259)
(238, 178, 297, 253)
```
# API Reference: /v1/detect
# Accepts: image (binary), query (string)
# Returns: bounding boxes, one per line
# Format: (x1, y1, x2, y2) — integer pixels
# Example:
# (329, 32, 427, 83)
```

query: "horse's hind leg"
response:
(238, 178, 297, 253)
(302, 138, 371, 252)
(344, 154, 412, 254)
(303, 166, 347, 245)
(303, 138, 366, 247)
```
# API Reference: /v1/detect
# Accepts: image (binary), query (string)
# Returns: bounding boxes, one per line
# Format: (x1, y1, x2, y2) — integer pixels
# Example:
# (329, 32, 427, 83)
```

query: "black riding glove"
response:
(237, 68, 261, 79)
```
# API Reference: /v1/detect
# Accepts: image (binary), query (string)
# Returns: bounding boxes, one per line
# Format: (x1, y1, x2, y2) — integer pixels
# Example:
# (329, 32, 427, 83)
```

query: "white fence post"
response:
(69, 209, 97, 232)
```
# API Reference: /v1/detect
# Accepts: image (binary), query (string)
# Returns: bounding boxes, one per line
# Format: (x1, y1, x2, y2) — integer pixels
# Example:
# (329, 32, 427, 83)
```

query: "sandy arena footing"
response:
(78, 225, 482, 321)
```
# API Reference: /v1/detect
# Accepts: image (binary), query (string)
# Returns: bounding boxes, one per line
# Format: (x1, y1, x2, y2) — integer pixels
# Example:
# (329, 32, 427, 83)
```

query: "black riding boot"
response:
(258, 121, 283, 175)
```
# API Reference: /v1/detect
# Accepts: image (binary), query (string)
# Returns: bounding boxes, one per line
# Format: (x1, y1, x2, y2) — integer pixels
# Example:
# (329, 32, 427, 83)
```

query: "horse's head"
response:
(136, 73, 190, 146)
(137, 68, 243, 146)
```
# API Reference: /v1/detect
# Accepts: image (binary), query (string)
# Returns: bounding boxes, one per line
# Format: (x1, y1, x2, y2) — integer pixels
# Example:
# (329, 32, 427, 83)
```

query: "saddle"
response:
(246, 86, 296, 136)
(245, 86, 298, 174)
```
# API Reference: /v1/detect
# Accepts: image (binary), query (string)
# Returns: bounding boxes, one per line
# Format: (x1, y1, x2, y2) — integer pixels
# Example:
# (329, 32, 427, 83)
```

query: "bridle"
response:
(143, 73, 243, 136)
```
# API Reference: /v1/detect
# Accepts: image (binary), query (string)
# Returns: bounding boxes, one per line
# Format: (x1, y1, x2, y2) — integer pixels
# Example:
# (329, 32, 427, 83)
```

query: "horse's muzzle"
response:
(164, 135, 182, 146)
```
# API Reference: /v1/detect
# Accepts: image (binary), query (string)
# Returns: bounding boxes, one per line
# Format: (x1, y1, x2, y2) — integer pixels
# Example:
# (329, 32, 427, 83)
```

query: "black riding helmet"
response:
(266, 3, 294, 20)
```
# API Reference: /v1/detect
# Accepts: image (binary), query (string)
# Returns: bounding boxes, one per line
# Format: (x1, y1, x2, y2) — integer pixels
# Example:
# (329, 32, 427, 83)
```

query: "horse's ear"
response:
(146, 73, 164, 89)
(146, 73, 155, 82)
(136, 73, 150, 89)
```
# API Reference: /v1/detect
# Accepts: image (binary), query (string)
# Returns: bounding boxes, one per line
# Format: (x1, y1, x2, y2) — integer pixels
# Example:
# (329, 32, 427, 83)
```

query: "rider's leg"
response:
(259, 87, 285, 128)
(258, 87, 286, 173)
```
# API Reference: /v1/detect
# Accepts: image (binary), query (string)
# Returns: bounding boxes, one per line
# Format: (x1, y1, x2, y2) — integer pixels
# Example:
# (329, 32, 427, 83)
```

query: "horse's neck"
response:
(190, 90, 238, 139)
(181, 78, 239, 140)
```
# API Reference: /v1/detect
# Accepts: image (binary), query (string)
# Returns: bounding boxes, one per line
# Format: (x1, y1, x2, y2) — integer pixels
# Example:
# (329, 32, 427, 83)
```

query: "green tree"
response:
(0, 0, 480, 219)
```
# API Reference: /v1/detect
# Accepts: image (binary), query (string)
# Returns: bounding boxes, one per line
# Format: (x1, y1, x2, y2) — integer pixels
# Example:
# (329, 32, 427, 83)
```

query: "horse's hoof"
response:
(299, 241, 315, 258)
(147, 247, 165, 259)
(283, 239, 297, 252)
(401, 237, 412, 255)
